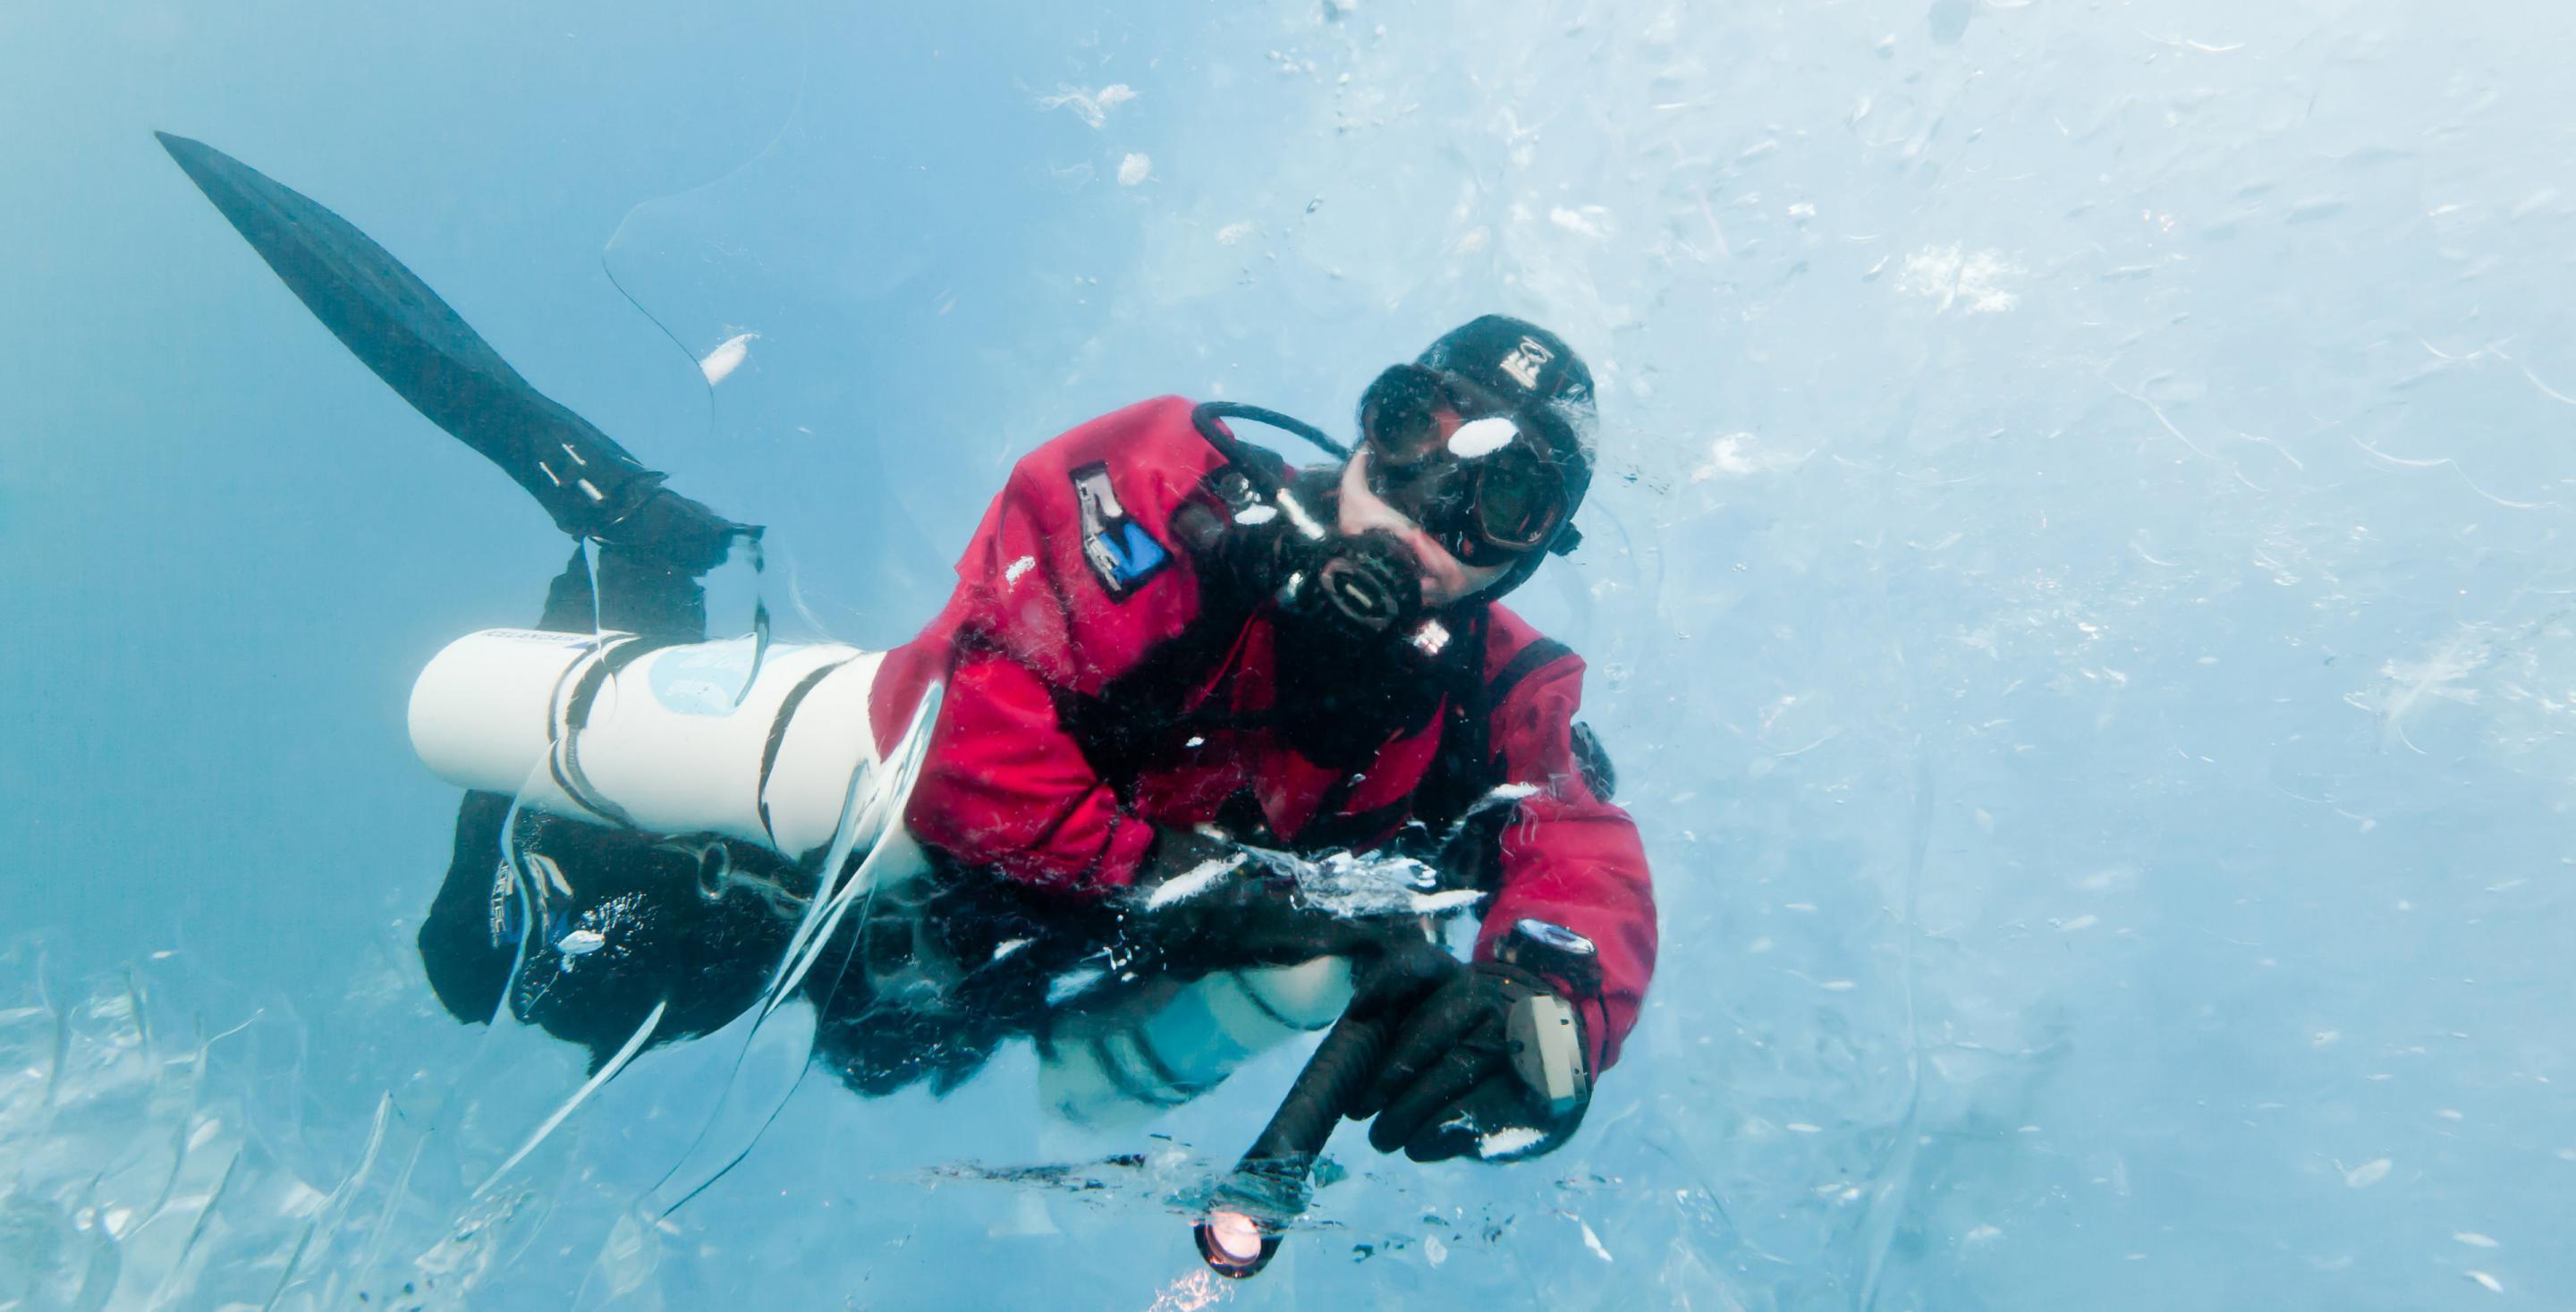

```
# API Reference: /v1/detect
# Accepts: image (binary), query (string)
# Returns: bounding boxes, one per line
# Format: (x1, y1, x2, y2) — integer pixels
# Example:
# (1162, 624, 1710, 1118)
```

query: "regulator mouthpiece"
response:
(1301, 529, 1423, 639)
(1316, 546, 1411, 632)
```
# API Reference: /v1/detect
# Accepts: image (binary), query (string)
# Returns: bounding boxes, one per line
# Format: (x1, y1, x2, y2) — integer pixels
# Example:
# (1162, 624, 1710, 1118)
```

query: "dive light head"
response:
(1194, 1208, 1281, 1278)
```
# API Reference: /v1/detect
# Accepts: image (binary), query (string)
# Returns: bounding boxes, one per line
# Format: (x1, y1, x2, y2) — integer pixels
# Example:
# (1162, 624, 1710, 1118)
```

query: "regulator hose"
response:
(1190, 402, 1352, 495)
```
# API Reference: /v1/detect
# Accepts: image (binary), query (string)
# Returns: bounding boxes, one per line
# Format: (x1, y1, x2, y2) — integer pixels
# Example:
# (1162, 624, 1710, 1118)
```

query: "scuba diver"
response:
(159, 132, 1657, 1170)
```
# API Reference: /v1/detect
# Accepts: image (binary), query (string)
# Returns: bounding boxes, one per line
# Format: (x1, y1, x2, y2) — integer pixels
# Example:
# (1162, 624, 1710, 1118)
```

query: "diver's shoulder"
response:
(1070, 394, 1203, 436)
(1015, 395, 1211, 471)
(1477, 605, 1585, 683)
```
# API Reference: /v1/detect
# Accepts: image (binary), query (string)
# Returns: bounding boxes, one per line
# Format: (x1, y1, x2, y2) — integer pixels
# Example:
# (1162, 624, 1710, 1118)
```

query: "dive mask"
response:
(1360, 363, 1575, 567)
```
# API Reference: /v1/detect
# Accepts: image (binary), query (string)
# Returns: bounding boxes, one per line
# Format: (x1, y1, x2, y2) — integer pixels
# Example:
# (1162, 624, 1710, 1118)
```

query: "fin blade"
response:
(154, 131, 657, 521)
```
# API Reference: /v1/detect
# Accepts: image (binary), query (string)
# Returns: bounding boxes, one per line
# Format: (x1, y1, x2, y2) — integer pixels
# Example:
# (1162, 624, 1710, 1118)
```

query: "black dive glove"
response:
(1116, 828, 1372, 974)
(1348, 952, 1594, 1164)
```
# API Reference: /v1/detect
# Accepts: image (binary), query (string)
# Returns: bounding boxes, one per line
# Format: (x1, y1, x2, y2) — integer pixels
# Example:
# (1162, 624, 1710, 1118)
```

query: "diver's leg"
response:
(418, 791, 517, 1025)
(533, 545, 710, 643)
(499, 822, 791, 1071)
(806, 863, 1062, 1097)
(419, 793, 798, 1062)
(416, 540, 714, 1031)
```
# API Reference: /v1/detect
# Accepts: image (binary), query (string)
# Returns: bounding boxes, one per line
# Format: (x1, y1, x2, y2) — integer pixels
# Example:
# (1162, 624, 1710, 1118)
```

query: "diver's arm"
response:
(903, 666, 1367, 969)
(1340, 649, 1651, 1165)
(1472, 650, 1657, 1075)
(896, 407, 1190, 893)
(899, 399, 1254, 896)
(904, 645, 1160, 893)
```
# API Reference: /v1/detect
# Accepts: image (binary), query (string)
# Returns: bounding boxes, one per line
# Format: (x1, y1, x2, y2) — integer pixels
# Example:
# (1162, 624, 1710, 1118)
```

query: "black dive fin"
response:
(156, 131, 749, 571)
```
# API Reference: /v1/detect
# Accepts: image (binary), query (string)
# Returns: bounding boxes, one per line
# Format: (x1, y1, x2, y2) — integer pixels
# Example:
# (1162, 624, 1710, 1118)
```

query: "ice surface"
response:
(11, 0, 2576, 1306)
(1241, 845, 1487, 921)
(1142, 855, 1249, 910)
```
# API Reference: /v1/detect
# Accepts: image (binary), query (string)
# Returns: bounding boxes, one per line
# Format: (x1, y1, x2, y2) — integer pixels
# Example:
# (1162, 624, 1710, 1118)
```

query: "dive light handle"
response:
(1192, 1003, 1396, 1279)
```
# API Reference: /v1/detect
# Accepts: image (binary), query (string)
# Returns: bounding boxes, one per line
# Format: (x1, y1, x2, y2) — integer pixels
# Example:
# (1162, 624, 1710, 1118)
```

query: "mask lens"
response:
(1470, 445, 1565, 553)
(1360, 365, 1569, 567)
(1361, 364, 1448, 467)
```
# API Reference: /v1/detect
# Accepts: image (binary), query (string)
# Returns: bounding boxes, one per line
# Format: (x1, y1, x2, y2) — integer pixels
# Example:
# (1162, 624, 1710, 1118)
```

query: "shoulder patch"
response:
(1070, 461, 1170, 599)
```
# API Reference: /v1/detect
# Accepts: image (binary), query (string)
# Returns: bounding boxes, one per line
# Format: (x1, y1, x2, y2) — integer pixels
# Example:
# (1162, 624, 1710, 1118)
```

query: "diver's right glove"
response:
(1344, 920, 1601, 1164)
(1114, 828, 1371, 975)
(1348, 959, 1589, 1163)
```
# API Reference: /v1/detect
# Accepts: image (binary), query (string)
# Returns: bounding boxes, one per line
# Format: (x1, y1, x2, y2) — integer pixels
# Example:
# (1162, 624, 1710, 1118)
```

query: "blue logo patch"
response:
(1070, 461, 1169, 599)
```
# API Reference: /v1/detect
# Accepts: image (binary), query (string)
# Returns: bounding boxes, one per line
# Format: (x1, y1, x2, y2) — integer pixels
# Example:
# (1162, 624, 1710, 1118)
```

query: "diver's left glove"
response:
(1115, 828, 1376, 976)
(1347, 956, 1592, 1164)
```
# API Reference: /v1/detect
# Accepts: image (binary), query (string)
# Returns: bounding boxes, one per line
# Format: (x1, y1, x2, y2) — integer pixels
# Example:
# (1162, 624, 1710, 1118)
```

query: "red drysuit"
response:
(869, 397, 1656, 1071)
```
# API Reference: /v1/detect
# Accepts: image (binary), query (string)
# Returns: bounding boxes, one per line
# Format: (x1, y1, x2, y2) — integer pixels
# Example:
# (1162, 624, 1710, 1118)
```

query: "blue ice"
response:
(4, 0, 2572, 1307)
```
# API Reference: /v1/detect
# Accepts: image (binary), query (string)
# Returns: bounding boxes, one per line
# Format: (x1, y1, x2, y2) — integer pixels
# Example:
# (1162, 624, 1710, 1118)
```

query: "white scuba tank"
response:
(407, 628, 919, 861)
(1039, 955, 1356, 1128)
(412, 626, 1347, 1123)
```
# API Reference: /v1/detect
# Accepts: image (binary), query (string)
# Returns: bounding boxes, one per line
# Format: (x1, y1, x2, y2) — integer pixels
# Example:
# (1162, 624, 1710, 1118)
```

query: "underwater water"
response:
(7, 0, 2576, 1306)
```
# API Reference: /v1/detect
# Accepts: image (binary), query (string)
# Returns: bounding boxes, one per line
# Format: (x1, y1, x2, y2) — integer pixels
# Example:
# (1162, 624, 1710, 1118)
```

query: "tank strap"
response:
(1218, 969, 1313, 1031)
(547, 636, 653, 829)
(754, 654, 865, 855)
(1089, 1028, 1201, 1108)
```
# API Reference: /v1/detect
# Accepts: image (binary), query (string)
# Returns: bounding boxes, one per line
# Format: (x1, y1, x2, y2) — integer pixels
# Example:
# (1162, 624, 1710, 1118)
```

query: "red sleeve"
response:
(904, 647, 1159, 893)
(892, 397, 1227, 893)
(1471, 645, 1658, 1075)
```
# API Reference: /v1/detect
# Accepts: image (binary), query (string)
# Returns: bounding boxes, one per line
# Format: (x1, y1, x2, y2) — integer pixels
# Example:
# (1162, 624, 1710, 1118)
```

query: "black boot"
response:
(536, 544, 711, 643)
